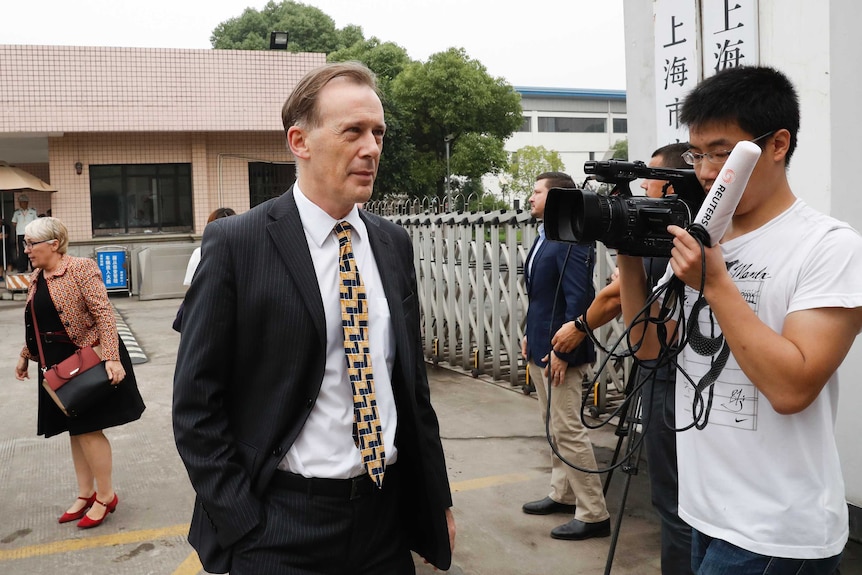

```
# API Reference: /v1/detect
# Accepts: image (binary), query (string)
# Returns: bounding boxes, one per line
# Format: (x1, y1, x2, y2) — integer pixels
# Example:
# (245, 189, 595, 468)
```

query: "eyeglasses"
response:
(23, 239, 55, 249)
(682, 130, 776, 166)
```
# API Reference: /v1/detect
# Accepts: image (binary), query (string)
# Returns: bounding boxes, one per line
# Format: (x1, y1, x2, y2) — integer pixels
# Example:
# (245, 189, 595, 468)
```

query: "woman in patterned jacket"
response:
(14, 217, 145, 529)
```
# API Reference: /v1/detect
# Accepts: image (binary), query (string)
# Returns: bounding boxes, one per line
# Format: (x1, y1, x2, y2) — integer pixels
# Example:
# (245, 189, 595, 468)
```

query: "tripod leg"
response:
(602, 403, 630, 496)
(603, 371, 646, 575)
(601, 366, 640, 496)
(605, 471, 634, 575)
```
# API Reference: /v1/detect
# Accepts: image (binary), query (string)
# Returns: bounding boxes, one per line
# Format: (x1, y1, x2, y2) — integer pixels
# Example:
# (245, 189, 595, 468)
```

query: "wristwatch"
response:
(574, 315, 588, 333)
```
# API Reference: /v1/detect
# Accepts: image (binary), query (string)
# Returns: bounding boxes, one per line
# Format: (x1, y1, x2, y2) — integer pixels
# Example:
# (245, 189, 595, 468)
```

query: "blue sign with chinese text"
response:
(97, 250, 127, 290)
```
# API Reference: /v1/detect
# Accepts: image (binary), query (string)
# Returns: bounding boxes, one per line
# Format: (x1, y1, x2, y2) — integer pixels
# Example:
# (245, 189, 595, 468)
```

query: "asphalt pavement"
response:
(0, 295, 859, 575)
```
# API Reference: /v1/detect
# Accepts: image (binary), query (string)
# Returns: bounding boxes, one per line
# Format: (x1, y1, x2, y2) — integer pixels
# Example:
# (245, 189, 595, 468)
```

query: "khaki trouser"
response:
(529, 360, 609, 523)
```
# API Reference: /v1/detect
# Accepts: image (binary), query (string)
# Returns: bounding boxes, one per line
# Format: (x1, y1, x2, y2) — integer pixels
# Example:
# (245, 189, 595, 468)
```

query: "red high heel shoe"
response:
(58, 493, 97, 524)
(77, 493, 118, 529)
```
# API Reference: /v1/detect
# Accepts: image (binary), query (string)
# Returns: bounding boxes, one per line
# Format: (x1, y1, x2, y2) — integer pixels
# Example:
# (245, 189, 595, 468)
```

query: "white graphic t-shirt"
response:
(666, 200, 862, 559)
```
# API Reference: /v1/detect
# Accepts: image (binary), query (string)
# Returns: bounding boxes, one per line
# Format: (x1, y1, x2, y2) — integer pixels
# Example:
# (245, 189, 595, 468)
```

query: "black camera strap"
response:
(686, 296, 731, 391)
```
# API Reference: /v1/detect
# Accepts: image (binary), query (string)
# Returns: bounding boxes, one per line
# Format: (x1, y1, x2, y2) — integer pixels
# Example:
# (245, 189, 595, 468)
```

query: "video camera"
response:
(543, 160, 704, 257)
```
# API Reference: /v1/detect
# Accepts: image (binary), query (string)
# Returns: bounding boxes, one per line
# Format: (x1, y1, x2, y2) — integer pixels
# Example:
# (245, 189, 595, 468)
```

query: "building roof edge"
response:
(514, 86, 626, 100)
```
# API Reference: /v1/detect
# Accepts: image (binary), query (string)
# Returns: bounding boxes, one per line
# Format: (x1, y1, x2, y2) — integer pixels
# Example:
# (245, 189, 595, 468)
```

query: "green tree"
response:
(391, 48, 522, 198)
(328, 37, 411, 87)
(443, 177, 508, 212)
(450, 132, 509, 180)
(502, 145, 565, 203)
(211, 1, 359, 52)
(610, 139, 628, 160)
(211, 8, 524, 202)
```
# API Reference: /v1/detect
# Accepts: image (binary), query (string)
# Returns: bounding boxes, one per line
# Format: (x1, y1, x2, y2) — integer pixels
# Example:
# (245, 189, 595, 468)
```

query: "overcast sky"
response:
(1, 0, 626, 90)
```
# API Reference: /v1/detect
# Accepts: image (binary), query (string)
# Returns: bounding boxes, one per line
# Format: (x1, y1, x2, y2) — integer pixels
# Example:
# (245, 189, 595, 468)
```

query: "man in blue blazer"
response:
(173, 62, 454, 574)
(521, 171, 610, 540)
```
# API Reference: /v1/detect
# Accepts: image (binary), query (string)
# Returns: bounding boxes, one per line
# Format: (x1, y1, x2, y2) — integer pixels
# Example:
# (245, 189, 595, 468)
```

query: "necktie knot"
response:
(335, 221, 353, 241)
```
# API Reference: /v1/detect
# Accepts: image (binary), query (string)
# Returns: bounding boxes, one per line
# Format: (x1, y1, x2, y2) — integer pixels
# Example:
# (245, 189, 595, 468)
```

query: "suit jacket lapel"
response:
(361, 213, 409, 369)
(266, 188, 326, 348)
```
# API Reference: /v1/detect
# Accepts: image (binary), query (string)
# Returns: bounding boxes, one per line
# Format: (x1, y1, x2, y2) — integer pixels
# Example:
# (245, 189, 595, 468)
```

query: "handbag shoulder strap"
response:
(29, 278, 48, 368)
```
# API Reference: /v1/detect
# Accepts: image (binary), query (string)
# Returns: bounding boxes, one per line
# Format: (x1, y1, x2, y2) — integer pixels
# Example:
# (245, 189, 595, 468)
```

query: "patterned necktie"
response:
(335, 221, 386, 488)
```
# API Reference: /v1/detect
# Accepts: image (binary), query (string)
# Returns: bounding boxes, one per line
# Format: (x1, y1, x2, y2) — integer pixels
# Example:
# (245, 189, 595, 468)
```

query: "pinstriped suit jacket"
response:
(172, 188, 452, 572)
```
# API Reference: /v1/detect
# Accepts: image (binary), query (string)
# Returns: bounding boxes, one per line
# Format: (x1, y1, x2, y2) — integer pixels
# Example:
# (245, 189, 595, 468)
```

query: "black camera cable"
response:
(578, 223, 728, 433)
(538, 223, 732, 473)
(650, 223, 731, 430)
(540, 244, 653, 475)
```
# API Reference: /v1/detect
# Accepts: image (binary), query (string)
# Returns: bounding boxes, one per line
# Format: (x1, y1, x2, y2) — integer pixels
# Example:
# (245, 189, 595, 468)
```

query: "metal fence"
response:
(365, 194, 480, 216)
(371, 197, 629, 411)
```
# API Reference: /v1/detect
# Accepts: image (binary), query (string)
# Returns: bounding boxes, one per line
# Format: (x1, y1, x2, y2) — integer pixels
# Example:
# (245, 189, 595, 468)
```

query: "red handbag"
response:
(31, 285, 114, 417)
(42, 346, 103, 391)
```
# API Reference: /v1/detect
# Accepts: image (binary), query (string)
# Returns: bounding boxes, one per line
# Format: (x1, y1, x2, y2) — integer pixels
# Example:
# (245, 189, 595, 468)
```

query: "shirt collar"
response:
(293, 183, 366, 247)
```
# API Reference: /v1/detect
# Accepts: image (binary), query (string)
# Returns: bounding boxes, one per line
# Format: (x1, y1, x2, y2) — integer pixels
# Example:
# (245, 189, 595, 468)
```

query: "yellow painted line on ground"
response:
(172, 551, 203, 575)
(450, 471, 537, 493)
(0, 523, 189, 562)
(0, 473, 537, 572)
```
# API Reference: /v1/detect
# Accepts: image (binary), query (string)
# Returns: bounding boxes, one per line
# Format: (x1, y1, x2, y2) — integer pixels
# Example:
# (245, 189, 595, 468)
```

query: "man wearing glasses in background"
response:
(617, 66, 862, 573)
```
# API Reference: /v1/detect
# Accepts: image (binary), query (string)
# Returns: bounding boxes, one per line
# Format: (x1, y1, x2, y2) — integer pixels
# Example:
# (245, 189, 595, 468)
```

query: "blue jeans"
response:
(692, 530, 843, 575)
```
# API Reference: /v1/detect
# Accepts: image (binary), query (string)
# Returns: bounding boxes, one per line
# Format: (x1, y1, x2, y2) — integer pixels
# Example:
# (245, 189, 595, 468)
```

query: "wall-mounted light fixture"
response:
(270, 31, 289, 50)
(74, 161, 83, 175)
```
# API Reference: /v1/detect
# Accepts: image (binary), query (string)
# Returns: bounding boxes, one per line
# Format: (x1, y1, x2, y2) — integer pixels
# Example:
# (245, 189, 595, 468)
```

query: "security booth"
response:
(95, 245, 131, 296)
(0, 163, 57, 295)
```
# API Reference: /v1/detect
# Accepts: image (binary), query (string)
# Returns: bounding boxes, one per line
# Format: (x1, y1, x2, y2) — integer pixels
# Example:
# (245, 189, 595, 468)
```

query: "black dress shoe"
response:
(522, 496, 577, 515)
(550, 518, 611, 540)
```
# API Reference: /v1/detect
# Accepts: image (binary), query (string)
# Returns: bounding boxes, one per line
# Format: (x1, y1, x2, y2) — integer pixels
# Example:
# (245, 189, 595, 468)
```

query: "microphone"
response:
(687, 140, 762, 246)
(658, 139, 762, 320)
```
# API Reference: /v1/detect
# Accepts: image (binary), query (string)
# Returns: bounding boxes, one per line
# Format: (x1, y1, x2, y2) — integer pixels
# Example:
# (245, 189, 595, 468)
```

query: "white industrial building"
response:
(483, 86, 627, 199)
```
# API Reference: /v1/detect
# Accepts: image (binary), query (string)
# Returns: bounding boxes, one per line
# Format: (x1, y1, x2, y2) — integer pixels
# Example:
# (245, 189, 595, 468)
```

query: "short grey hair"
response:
(24, 217, 68, 254)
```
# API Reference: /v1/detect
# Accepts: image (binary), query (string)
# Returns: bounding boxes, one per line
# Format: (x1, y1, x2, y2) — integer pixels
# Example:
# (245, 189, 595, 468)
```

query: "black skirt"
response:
(30, 274, 145, 438)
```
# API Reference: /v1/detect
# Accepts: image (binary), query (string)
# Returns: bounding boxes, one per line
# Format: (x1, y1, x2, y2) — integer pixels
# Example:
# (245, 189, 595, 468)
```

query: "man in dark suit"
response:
(173, 62, 455, 575)
(520, 172, 611, 541)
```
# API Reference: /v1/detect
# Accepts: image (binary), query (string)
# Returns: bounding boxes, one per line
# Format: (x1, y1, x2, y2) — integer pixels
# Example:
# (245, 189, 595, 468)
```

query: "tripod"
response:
(600, 365, 648, 575)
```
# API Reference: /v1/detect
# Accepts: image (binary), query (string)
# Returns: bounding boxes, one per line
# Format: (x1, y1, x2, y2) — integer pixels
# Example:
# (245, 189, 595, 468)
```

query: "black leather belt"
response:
(40, 331, 72, 344)
(272, 467, 393, 500)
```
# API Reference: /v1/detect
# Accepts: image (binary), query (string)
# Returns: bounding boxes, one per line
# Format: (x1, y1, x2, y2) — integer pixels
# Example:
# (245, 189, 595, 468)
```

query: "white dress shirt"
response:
(183, 247, 201, 286)
(526, 223, 545, 280)
(281, 185, 398, 478)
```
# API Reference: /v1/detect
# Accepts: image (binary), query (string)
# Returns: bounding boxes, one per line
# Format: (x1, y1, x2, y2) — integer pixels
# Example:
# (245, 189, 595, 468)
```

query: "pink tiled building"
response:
(0, 45, 325, 248)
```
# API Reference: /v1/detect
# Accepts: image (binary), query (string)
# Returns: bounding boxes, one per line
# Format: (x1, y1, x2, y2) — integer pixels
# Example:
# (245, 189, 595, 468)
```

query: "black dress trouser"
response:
(639, 366, 694, 575)
(230, 465, 415, 575)
(16, 235, 29, 272)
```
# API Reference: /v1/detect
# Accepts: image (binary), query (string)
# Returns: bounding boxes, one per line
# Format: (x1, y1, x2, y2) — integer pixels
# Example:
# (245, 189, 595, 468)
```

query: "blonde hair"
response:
(24, 217, 68, 254)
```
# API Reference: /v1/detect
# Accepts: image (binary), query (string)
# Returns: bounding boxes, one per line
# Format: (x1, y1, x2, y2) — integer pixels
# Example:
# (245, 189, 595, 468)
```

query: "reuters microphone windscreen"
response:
(693, 140, 762, 246)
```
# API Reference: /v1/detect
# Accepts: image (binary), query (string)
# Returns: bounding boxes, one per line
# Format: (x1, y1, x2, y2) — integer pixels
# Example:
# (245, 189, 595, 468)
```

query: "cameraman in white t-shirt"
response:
(618, 66, 862, 573)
